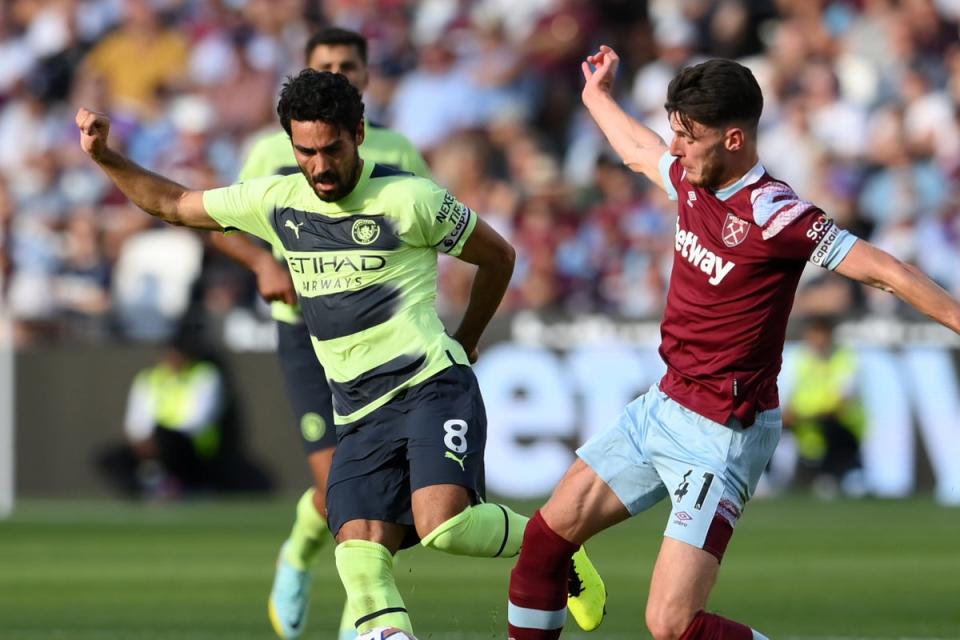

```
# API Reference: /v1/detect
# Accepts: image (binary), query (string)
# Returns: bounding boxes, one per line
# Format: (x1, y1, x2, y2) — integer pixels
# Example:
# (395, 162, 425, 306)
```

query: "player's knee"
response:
(411, 485, 472, 539)
(419, 510, 466, 552)
(645, 604, 694, 640)
(414, 507, 462, 541)
(334, 540, 394, 587)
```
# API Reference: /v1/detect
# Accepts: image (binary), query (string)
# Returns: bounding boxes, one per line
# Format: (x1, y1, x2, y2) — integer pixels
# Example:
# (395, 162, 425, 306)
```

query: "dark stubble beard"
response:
(309, 153, 363, 202)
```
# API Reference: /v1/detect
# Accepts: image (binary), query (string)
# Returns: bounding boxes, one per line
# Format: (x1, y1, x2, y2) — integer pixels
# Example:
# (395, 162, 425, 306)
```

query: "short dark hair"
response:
(664, 59, 763, 134)
(304, 27, 368, 65)
(277, 69, 365, 137)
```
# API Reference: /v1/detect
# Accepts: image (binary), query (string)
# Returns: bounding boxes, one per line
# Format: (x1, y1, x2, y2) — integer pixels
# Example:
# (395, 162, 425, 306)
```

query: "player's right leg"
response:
(269, 321, 338, 640)
(507, 460, 630, 640)
(334, 519, 412, 635)
(326, 405, 422, 637)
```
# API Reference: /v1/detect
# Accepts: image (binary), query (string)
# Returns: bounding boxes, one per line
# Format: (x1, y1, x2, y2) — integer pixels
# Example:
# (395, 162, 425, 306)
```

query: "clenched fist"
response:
(75, 108, 111, 159)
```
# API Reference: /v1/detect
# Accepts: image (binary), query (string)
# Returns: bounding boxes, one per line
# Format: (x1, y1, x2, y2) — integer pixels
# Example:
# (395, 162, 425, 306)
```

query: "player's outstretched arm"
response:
(581, 45, 670, 191)
(76, 107, 220, 230)
(836, 240, 960, 333)
(209, 233, 297, 304)
(450, 218, 516, 362)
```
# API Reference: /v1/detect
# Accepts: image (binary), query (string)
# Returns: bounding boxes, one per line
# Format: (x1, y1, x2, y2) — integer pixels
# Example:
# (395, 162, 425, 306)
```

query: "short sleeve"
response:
(751, 181, 858, 268)
(659, 150, 679, 201)
(403, 182, 477, 256)
(203, 177, 280, 246)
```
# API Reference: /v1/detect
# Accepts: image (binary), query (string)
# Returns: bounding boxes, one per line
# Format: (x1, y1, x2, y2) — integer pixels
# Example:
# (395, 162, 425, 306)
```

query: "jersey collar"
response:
(713, 160, 765, 201)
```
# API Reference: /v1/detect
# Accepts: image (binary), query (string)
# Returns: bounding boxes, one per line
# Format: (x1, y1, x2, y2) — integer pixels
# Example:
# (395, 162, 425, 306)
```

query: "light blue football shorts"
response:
(577, 384, 781, 558)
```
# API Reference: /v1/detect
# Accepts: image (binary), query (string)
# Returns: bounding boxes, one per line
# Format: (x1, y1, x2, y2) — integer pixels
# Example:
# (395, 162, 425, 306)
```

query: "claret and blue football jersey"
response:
(656, 152, 857, 426)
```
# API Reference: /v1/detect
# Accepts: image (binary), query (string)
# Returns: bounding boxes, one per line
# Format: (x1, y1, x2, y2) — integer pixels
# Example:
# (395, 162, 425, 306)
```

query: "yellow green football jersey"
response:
(203, 160, 476, 424)
(238, 120, 432, 323)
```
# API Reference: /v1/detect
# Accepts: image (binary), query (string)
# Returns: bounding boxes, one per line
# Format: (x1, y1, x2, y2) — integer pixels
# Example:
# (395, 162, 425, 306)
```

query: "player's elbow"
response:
(500, 242, 516, 273)
(623, 157, 646, 174)
(480, 240, 515, 276)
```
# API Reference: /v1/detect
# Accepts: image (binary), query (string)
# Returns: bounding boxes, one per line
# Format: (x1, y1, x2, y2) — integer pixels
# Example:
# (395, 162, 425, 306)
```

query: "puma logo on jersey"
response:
(284, 220, 304, 239)
(675, 222, 736, 286)
(444, 451, 467, 471)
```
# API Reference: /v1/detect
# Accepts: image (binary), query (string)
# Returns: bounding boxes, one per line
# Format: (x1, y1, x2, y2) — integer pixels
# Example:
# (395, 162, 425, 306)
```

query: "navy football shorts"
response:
(276, 321, 337, 454)
(326, 364, 487, 548)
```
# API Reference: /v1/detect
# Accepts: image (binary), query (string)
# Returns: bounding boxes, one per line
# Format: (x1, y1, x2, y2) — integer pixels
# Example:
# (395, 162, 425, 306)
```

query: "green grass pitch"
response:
(1, 496, 958, 639)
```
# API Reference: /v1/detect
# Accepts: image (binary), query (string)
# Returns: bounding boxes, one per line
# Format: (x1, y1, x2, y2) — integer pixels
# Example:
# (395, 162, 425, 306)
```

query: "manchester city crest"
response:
(351, 219, 380, 245)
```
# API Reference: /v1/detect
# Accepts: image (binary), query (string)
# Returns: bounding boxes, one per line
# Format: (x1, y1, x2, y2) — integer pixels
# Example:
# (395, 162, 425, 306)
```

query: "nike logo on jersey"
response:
(284, 219, 304, 239)
(674, 222, 736, 285)
(445, 451, 467, 471)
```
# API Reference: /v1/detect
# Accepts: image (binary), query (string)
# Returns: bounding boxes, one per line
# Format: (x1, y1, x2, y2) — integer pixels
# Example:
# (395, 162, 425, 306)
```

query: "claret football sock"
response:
(284, 488, 330, 570)
(420, 503, 528, 557)
(335, 540, 412, 634)
(507, 511, 579, 640)
(678, 610, 767, 640)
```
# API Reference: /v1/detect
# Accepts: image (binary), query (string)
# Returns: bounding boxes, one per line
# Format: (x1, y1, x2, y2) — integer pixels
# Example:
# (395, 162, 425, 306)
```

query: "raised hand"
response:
(581, 45, 620, 102)
(75, 107, 111, 159)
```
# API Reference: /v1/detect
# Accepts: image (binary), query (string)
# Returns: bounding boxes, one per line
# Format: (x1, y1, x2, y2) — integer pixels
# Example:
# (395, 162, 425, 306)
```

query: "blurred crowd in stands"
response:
(1, 0, 960, 346)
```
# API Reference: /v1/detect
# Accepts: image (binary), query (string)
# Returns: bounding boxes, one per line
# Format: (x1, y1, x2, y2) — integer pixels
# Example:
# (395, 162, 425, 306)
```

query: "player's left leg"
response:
(269, 321, 339, 640)
(403, 365, 607, 630)
(644, 400, 781, 639)
(335, 519, 411, 634)
(326, 404, 427, 637)
(644, 538, 768, 640)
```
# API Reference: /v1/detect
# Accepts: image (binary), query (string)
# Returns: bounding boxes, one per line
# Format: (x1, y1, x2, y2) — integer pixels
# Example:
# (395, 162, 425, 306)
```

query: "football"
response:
(357, 627, 417, 640)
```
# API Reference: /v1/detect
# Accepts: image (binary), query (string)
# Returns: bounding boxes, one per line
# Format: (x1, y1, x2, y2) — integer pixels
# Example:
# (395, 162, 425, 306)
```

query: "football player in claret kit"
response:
(76, 70, 605, 639)
(506, 46, 960, 640)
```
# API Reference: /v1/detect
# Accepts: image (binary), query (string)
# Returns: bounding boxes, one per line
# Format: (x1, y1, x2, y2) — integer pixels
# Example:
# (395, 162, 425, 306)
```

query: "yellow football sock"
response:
(283, 488, 330, 570)
(420, 503, 528, 558)
(334, 540, 412, 634)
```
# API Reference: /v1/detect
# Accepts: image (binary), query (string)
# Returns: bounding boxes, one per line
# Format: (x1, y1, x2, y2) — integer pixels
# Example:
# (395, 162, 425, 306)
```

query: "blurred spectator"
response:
(112, 227, 203, 341)
(0, 177, 11, 298)
(783, 316, 867, 499)
(97, 323, 270, 499)
(101, 326, 227, 498)
(80, 0, 188, 119)
(52, 208, 112, 340)
(389, 34, 485, 153)
(4, 0, 960, 343)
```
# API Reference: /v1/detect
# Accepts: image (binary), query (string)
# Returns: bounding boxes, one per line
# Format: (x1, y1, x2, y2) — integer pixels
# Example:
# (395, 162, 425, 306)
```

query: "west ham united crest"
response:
(722, 212, 749, 248)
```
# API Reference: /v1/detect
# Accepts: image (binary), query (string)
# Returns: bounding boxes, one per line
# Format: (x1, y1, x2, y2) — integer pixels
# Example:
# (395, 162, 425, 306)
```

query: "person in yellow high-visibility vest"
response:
(783, 316, 866, 496)
(121, 329, 226, 497)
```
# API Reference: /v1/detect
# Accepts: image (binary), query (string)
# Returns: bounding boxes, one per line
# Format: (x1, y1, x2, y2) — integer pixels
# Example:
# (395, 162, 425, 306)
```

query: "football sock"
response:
(421, 503, 528, 557)
(507, 511, 578, 640)
(678, 610, 767, 639)
(338, 596, 359, 640)
(334, 540, 412, 634)
(283, 488, 330, 571)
